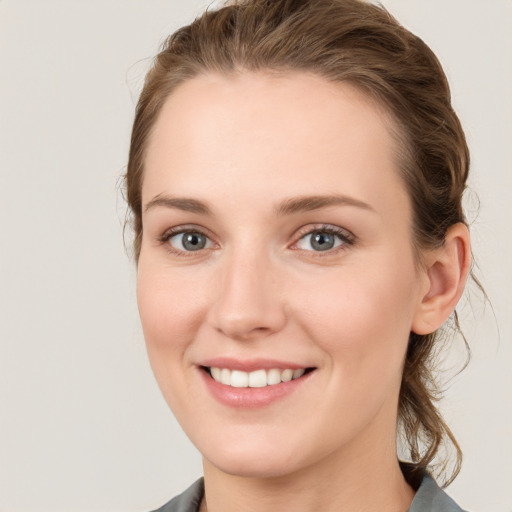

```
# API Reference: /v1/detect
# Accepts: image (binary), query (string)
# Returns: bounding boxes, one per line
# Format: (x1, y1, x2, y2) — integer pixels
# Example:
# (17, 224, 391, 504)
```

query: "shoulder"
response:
(148, 472, 467, 512)
(409, 473, 468, 512)
(149, 478, 204, 512)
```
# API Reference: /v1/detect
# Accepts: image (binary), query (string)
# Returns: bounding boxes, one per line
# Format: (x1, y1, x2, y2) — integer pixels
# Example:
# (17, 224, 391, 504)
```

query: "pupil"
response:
(183, 233, 206, 251)
(312, 232, 334, 251)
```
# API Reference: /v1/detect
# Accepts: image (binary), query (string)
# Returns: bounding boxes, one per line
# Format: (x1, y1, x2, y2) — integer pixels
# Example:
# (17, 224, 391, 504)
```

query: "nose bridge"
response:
(210, 242, 286, 340)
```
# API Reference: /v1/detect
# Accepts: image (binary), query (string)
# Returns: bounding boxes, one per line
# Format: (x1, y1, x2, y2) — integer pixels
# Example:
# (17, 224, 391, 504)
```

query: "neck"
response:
(201, 438, 415, 512)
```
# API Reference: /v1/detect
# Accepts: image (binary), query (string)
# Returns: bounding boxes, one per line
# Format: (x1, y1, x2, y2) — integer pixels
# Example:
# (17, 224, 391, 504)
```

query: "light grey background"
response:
(0, 1, 510, 511)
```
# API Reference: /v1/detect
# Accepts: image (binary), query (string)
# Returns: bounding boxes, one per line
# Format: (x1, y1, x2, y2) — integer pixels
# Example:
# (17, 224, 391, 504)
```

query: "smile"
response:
(206, 367, 311, 388)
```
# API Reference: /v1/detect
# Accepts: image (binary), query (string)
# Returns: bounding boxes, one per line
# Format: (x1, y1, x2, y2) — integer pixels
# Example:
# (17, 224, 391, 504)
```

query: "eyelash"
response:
(158, 224, 356, 257)
(158, 225, 216, 258)
(292, 224, 355, 256)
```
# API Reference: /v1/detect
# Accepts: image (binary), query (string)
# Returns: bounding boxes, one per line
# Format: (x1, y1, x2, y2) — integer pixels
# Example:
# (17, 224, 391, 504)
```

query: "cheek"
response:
(137, 252, 208, 334)
(294, 260, 417, 380)
(136, 259, 208, 387)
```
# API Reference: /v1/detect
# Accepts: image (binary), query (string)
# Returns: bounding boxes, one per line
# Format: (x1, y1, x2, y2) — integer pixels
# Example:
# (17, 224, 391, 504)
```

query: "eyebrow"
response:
(274, 194, 375, 216)
(144, 195, 213, 215)
(144, 193, 375, 216)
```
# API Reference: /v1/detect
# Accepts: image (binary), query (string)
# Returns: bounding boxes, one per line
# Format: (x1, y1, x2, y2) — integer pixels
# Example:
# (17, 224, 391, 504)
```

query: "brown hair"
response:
(126, 0, 470, 485)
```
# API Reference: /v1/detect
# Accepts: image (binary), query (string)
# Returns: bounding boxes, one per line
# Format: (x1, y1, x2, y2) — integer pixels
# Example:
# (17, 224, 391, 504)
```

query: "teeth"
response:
(293, 368, 305, 379)
(267, 368, 281, 385)
(209, 367, 308, 387)
(248, 369, 267, 388)
(220, 368, 231, 386)
(211, 367, 221, 381)
(281, 369, 293, 382)
(231, 370, 248, 388)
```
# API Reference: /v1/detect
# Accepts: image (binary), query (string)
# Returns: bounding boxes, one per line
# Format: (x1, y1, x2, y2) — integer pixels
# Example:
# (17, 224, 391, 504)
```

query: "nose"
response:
(208, 248, 287, 341)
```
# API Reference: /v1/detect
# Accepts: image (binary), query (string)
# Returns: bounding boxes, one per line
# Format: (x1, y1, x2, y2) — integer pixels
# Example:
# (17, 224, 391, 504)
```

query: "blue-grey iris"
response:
(311, 231, 335, 251)
(182, 232, 206, 251)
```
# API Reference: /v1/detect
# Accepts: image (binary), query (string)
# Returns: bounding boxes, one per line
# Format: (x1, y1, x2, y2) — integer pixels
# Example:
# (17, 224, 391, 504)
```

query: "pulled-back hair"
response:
(126, 0, 471, 485)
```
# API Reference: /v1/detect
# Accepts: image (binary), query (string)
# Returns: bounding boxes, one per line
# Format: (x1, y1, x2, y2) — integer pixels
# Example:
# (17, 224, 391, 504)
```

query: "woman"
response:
(125, 0, 472, 510)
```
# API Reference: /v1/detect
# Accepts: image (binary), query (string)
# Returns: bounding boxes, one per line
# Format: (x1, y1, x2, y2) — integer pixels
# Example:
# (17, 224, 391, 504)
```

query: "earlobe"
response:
(412, 223, 471, 335)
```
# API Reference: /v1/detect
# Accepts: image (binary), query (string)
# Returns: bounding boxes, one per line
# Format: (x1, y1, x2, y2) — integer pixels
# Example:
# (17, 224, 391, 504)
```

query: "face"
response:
(137, 72, 429, 479)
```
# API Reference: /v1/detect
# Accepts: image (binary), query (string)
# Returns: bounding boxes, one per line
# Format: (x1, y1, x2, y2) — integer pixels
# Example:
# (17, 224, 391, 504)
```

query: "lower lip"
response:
(199, 368, 314, 408)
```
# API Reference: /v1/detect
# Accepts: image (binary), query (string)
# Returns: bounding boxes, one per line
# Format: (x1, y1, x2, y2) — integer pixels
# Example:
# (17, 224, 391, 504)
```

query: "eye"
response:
(167, 231, 212, 252)
(294, 227, 352, 252)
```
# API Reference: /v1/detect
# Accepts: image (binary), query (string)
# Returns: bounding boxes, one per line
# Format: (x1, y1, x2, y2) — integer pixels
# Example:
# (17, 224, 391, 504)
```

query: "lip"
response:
(197, 358, 316, 408)
(198, 357, 309, 372)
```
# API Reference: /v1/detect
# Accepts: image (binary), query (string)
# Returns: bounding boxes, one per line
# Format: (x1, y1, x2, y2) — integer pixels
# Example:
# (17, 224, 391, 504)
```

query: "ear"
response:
(412, 223, 471, 335)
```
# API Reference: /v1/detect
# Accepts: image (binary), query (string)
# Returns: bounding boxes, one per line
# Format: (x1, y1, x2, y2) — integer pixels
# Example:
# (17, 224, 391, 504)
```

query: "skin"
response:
(137, 71, 470, 512)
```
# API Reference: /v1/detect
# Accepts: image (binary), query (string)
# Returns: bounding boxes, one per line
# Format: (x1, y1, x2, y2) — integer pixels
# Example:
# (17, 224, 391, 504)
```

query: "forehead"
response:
(143, 71, 408, 217)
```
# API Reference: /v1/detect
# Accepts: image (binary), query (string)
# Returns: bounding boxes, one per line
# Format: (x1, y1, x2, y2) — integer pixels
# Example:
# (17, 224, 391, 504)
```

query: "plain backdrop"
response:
(0, 1, 511, 511)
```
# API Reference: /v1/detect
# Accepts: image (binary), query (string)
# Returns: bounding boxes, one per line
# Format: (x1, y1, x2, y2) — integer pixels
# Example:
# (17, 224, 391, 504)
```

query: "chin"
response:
(200, 438, 307, 479)
(207, 455, 300, 479)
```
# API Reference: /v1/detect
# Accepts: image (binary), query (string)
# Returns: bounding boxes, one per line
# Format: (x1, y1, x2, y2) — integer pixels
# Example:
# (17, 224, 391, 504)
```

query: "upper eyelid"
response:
(292, 224, 355, 241)
(160, 223, 353, 235)
(160, 227, 217, 256)
(160, 224, 215, 240)
(158, 225, 218, 254)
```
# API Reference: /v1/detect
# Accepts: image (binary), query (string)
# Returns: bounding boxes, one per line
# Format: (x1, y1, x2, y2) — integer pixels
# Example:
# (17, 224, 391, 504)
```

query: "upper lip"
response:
(198, 357, 314, 372)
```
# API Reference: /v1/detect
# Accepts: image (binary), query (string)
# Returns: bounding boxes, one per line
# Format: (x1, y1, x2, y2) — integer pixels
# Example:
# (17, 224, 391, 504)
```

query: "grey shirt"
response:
(150, 473, 466, 512)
